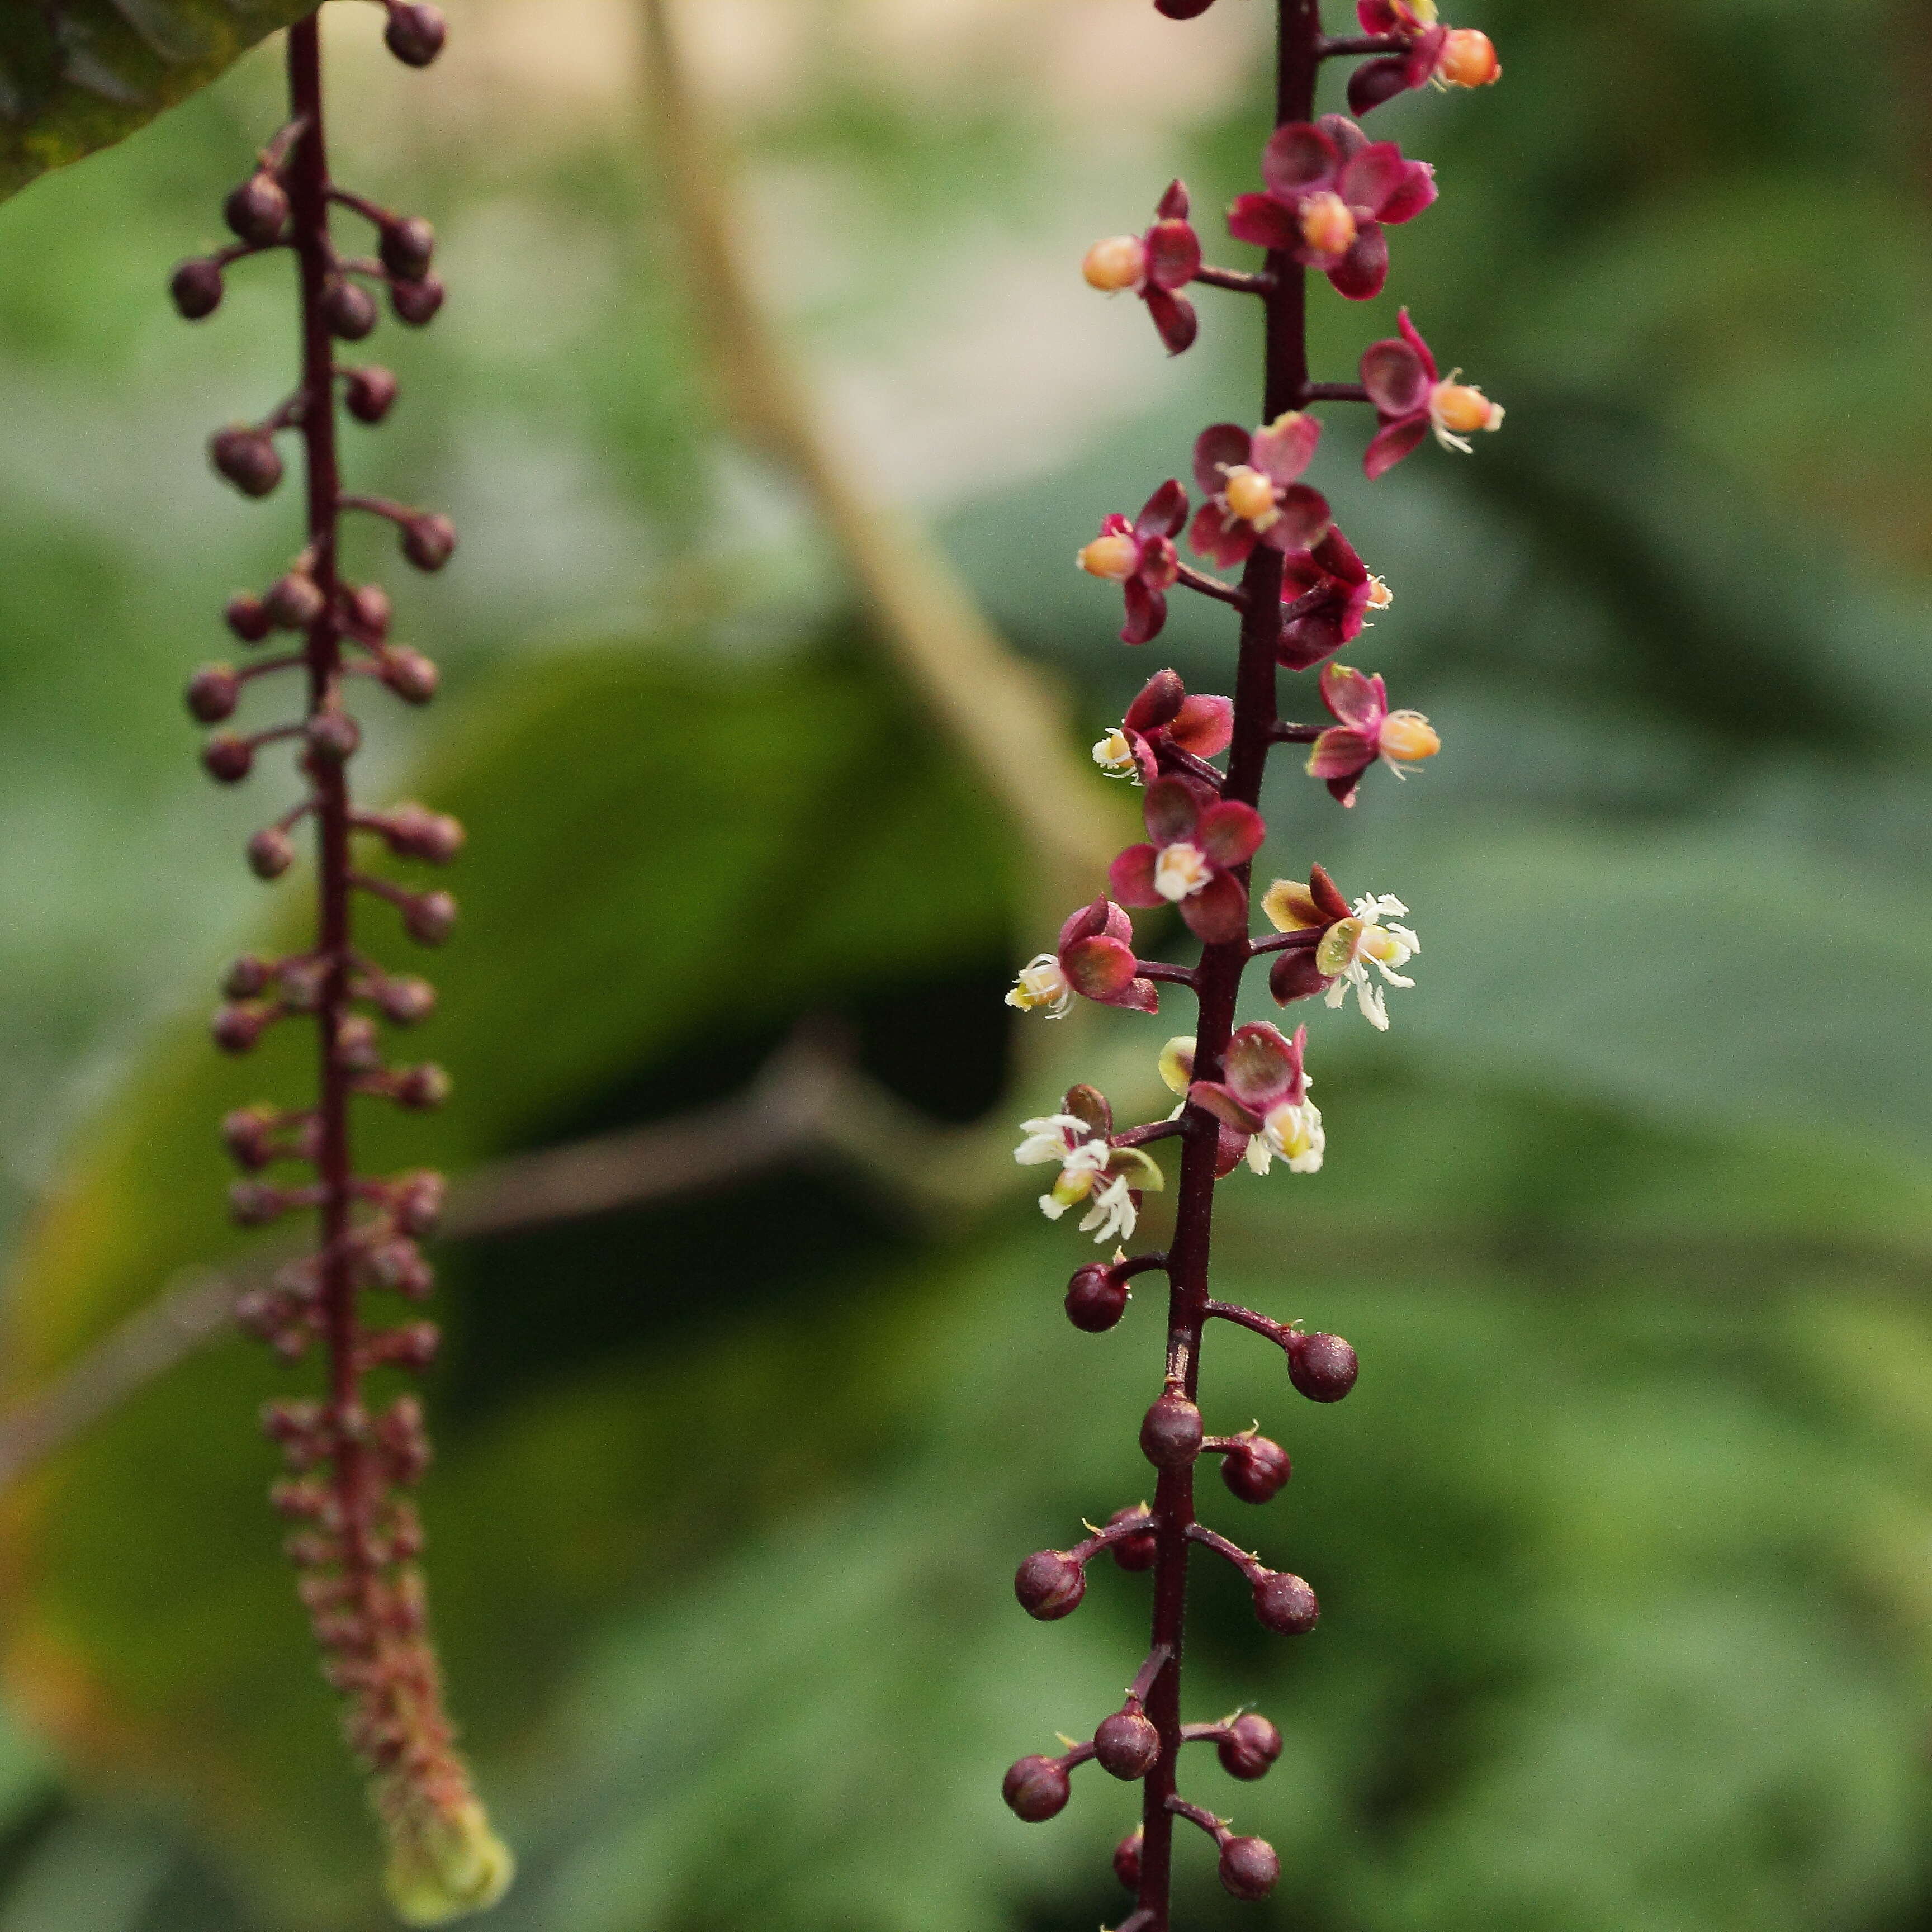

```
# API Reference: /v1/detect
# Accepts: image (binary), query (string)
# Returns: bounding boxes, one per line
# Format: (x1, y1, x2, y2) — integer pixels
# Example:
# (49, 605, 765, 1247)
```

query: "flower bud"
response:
(1216, 1711, 1283, 1781)
(1432, 381, 1503, 435)
(265, 572, 326, 630)
(1107, 1504, 1158, 1572)
(247, 827, 297, 880)
(278, 958, 327, 1012)
(391, 274, 446, 327)
(1219, 1835, 1280, 1901)
(377, 975, 438, 1025)
(403, 513, 458, 572)
(222, 1106, 275, 1169)
(1253, 1569, 1320, 1635)
(1221, 1434, 1291, 1504)
(381, 645, 441, 703)
(404, 889, 458, 946)
(1014, 1548, 1086, 1620)
(1378, 712, 1441, 763)
(383, 1, 448, 67)
(229, 1180, 286, 1227)
(1269, 948, 1332, 1007)
(1114, 1826, 1144, 1890)
(224, 171, 290, 245)
(1083, 235, 1147, 292)
(306, 711, 362, 764)
(1287, 1330, 1358, 1403)
(1078, 533, 1139, 581)
(380, 1798, 513, 1928)
(1298, 190, 1357, 258)
(224, 955, 273, 999)
(321, 277, 379, 342)
(347, 583, 394, 641)
(383, 803, 466, 863)
(393, 1170, 448, 1239)
(380, 216, 437, 281)
(1002, 1755, 1071, 1823)
(1066, 1263, 1129, 1333)
(1139, 1393, 1203, 1469)
(225, 592, 273, 643)
(334, 1015, 381, 1074)
(395, 1064, 453, 1110)
(202, 735, 255, 784)
(186, 665, 240, 723)
(345, 366, 400, 425)
(1094, 1705, 1160, 1779)
(366, 1237, 435, 1298)
(210, 427, 283, 499)
(1437, 27, 1500, 87)
(170, 258, 225, 320)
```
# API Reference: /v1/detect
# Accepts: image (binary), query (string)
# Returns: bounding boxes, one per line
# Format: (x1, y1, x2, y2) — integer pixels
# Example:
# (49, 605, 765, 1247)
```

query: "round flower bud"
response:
(1093, 1706, 1160, 1781)
(247, 827, 297, 880)
(1253, 1569, 1320, 1636)
(1219, 1835, 1280, 1901)
(212, 1003, 268, 1054)
(347, 584, 394, 641)
(1014, 1549, 1086, 1621)
(201, 735, 255, 784)
(380, 216, 437, 282)
(1078, 533, 1139, 581)
(1082, 235, 1147, 292)
(1113, 1826, 1143, 1891)
(1298, 190, 1357, 258)
(1001, 1755, 1071, 1823)
(1287, 1331, 1358, 1403)
(402, 513, 458, 572)
(222, 1106, 274, 1170)
(337, 1015, 383, 1072)
(1378, 712, 1441, 763)
(1139, 1393, 1204, 1469)
(391, 274, 446, 328)
(170, 258, 225, 321)
(321, 277, 378, 342)
(229, 1180, 286, 1228)
(404, 889, 459, 946)
(209, 427, 283, 499)
(224, 171, 290, 246)
(384, 2, 448, 67)
(306, 711, 362, 764)
(1106, 1504, 1158, 1573)
(1066, 1263, 1129, 1333)
(384, 1322, 442, 1371)
(185, 665, 240, 723)
(384, 803, 466, 863)
(1216, 1712, 1283, 1782)
(395, 1064, 453, 1110)
(345, 366, 400, 425)
(264, 572, 325, 631)
(224, 593, 272, 643)
(377, 975, 438, 1025)
(1221, 1434, 1291, 1505)
(222, 954, 273, 999)
(381, 646, 441, 704)
(1437, 27, 1500, 87)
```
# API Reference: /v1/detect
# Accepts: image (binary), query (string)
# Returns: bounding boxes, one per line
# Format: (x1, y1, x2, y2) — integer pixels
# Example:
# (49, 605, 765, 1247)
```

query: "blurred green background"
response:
(2, 0, 1932, 1927)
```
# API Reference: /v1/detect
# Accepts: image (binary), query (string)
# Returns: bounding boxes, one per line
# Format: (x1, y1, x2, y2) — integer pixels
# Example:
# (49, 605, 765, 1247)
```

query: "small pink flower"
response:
(1082, 180, 1204, 357)
(1351, 4, 1500, 113)
(1109, 775, 1265, 944)
(1078, 479, 1188, 645)
(1227, 115, 1436, 302)
(1093, 667, 1234, 785)
(1277, 527, 1391, 671)
(1008, 897, 1163, 1018)
(1188, 415, 1330, 570)
(1185, 1022, 1325, 1176)
(1305, 662, 1442, 807)
(1360, 309, 1505, 479)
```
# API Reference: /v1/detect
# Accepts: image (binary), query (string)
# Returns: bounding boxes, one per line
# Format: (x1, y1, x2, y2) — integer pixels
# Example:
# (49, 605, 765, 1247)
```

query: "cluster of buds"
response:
(170, 6, 509, 1922)
(1004, 5, 1505, 1926)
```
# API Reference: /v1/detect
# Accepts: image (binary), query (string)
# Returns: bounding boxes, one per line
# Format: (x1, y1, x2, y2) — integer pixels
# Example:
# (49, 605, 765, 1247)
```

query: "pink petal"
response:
(1319, 114, 1370, 163)
(1145, 287, 1199, 356)
(1101, 512, 1133, 539)
(1192, 423, 1253, 497)
(1398, 306, 1437, 379)
(1124, 667, 1186, 733)
(1378, 160, 1438, 227)
(1188, 500, 1253, 570)
(1269, 949, 1332, 1007)
(1226, 193, 1303, 254)
(1180, 870, 1248, 944)
(1139, 534, 1180, 590)
(1328, 774, 1363, 808)
(1063, 934, 1139, 1000)
(1327, 221, 1389, 300)
(1252, 410, 1322, 486)
(1337, 142, 1408, 216)
(1213, 1122, 1249, 1177)
(1135, 479, 1189, 543)
(1224, 1021, 1299, 1110)
(1198, 798, 1266, 868)
(1056, 896, 1111, 951)
(1187, 1080, 1262, 1136)
(1363, 416, 1428, 480)
(1307, 726, 1376, 780)
(1108, 977, 1162, 1017)
(1122, 579, 1168, 646)
(1169, 694, 1233, 759)
(1261, 122, 1339, 199)
(1278, 601, 1354, 673)
(1314, 525, 1368, 584)
(1108, 844, 1163, 907)
(1156, 179, 1191, 222)
(1347, 54, 1420, 117)
(1101, 899, 1135, 944)
(1356, 0, 1401, 30)
(1360, 337, 1431, 416)
(1143, 774, 1205, 846)
(1309, 863, 1352, 924)
(1259, 483, 1332, 554)
(1146, 218, 1201, 291)
(1319, 661, 1385, 731)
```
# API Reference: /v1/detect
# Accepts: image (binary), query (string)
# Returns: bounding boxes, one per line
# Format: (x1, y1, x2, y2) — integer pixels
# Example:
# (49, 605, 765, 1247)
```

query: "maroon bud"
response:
(403, 889, 458, 945)
(402, 512, 457, 572)
(278, 958, 326, 1012)
(345, 366, 400, 425)
(336, 1014, 382, 1073)
(225, 593, 272, 643)
(1287, 1331, 1358, 1403)
(210, 426, 283, 499)
(1217, 1712, 1284, 1782)
(222, 954, 273, 999)
(384, 2, 447, 67)
(380, 216, 436, 281)
(1219, 1835, 1280, 1901)
(212, 1003, 269, 1054)
(224, 171, 289, 245)
(321, 277, 379, 342)
(1113, 1826, 1143, 1891)
(1093, 1706, 1160, 1780)
(1014, 1549, 1086, 1621)
(1270, 948, 1332, 1007)
(1156, 0, 1216, 16)
(364, 1238, 434, 1298)
(202, 735, 255, 784)
(171, 258, 224, 320)
(381, 646, 440, 703)
(383, 803, 465, 863)
(229, 1180, 286, 1227)
(1066, 1262, 1129, 1333)
(346, 583, 394, 641)
(377, 975, 437, 1024)
(394, 1064, 452, 1110)
(1221, 1435, 1291, 1505)
(247, 827, 296, 880)
(1139, 1393, 1203, 1469)
(379, 1322, 441, 1371)
(222, 1106, 274, 1170)
(377, 1395, 432, 1485)
(185, 664, 240, 723)
(390, 274, 445, 327)
(264, 572, 325, 630)
(306, 711, 362, 763)
(1001, 1755, 1070, 1824)
(261, 1397, 324, 1447)
(1253, 1569, 1320, 1636)
(1106, 1504, 1157, 1573)
(392, 1170, 447, 1238)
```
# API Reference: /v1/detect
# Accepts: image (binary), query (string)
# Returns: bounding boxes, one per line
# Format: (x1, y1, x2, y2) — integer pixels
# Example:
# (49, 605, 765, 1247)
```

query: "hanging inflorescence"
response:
(1000, 3, 1503, 1927)
(170, 5, 510, 1922)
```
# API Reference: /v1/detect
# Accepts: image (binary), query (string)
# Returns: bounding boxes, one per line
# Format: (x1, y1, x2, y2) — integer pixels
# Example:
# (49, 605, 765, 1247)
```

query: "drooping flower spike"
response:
(1015, 1085, 1166, 1244)
(1008, 897, 1164, 1018)
(1278, 527, 1391, 671)
(1348, 2, 1501, 117)
(1109, 775, 1266, 943)
(1227, 116, 1436, 302)
(1190, 416, 1330, 570)
(1093, 668, 1234, 785)
(1078, 479, 1188, 645)
(1083, 180, 1204, 357)
(1260, 865, 1421, 1030)
(1186, 1022, 1325, 1177)
(1360, 308, 1504, 479)
(1306, 662, 1442, 806)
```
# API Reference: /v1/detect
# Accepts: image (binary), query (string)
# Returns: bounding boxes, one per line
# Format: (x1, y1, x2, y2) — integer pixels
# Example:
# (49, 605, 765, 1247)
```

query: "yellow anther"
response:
(1083, 235, 1148, 291)
(1377, 712, 1441, 763)
(1298, 191, 1358, 258)
(1078, 533, 1140, 580)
